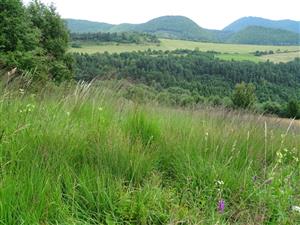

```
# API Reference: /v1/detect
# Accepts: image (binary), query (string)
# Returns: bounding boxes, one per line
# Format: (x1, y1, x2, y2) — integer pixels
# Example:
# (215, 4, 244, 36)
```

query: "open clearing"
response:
(70, 38, 300, 63)
(260, 51, 300, 63)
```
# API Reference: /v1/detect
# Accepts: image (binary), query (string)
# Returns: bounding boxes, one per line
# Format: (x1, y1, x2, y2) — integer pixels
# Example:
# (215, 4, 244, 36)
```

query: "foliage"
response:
(70, 32, 160, 44)
(65, 18, 114, 33)
(0, 84, 299, 224)
(223, 16, 300, 34)
(227, 26, 300, 45)
(0, 0, 40, 53)
(0, 0, 72, 83)
(286, 100, 300, 119)
(73, 50, 300, 108)
(66, 16, 300, 45)
(231, 82, 256, 109)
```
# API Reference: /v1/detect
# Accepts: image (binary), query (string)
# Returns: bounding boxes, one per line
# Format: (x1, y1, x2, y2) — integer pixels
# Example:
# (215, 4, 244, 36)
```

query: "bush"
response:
(231, 82, 256, 109)
(262, 101, 283, 115)
(286, 100, 299, 119)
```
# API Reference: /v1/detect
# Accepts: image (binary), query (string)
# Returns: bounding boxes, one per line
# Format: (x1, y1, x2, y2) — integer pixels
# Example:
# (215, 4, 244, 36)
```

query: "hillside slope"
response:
(65, 19, 114, 33)
(65, 16, 300, 45)
(133, 16, 214, 41)
(66, 16, 215, 41)
(227, 26, 300, 45)
(224, 17, 300, 33)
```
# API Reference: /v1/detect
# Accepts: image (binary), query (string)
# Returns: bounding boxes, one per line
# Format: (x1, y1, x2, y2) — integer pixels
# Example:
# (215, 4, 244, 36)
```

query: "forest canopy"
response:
(0, 0, 72, 82)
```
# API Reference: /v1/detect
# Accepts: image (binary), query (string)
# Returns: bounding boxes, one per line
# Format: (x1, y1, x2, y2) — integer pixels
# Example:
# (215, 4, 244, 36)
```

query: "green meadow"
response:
(70, 39, 300, 63)
(0, 83, 299, 224)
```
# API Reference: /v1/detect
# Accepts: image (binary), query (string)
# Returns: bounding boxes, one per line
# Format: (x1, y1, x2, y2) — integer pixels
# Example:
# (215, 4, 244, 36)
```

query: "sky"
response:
(22, 0, 300, 30)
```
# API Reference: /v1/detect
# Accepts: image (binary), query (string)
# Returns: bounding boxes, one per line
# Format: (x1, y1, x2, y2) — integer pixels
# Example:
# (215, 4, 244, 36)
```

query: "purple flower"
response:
(218, 199, 225, 213)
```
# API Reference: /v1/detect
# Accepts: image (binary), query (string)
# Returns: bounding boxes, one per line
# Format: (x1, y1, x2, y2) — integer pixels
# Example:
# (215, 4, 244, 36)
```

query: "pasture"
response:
(70, 38, 300, 63)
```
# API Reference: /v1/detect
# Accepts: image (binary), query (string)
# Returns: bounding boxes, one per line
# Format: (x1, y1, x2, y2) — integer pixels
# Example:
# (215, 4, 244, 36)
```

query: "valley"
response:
(70, 38, 300, 63)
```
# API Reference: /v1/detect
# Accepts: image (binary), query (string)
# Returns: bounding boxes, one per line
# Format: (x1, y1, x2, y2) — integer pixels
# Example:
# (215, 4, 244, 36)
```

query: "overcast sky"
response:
(22, 0, 300, 30)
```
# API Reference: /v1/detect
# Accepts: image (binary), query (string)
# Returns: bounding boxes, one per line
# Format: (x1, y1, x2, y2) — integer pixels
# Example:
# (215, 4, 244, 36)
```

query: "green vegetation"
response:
(66, 16, 300, 45)
(65, 19, 114, 33)
(223, 16, 300, 34)
(227, 26, 300, 45)
(1, 1, 300, 224)
(69, 38, 299, 63)
(260, 51, 300, 63)
(0, 83, 299, 224)
(70, 32, 160, 45)
(66, 16, 215, 41)
(231, 82, 256, 109)
(0, 0, 72, 83)
(73, 49, 300, 111)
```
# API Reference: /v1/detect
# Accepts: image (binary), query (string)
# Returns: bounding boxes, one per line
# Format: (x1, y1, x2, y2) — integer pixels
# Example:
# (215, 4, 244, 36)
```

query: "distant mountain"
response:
(224, 17, 300, 33)
(109, 23, 136, 32)
(65, 16, 215, 42)
(133, 16, 214, 41)
(65, 19, 114, 33)
(227, 26, 300, 45)
(65, 16, 300, 46)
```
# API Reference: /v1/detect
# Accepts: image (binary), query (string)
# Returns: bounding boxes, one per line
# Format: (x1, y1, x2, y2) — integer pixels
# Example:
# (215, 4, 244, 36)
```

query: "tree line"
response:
(70, 32, 160, 46)
(73, 49, 300, 117)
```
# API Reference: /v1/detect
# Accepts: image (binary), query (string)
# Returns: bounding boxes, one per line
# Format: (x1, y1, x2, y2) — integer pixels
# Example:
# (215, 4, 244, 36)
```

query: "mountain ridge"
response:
(65, 16, 300, 45)
(223, 16, 300, 33)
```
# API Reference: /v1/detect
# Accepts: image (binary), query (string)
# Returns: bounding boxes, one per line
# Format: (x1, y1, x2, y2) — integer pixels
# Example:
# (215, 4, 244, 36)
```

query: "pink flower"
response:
(218, 199, 225, 213)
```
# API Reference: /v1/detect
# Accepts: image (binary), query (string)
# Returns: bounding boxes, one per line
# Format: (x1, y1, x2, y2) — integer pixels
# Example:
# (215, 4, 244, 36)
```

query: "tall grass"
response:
(0, 82, 299, 224)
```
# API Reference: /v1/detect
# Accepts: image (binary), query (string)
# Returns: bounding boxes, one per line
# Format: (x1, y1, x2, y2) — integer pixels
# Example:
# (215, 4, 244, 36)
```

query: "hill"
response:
(66, 16, 215, 41)
(65, 19, 114, 33)
(65, 16, 300, 45)
(227, 26, 300, 45)
(223, 17, 300, 33)
(133, 16, 214, 41)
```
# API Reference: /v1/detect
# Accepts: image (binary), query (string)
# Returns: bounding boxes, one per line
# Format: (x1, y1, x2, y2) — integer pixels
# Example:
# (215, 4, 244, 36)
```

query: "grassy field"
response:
(260, 51, 300, 63)
(70, 39, 300, 63)
(0, 82, 299, 224)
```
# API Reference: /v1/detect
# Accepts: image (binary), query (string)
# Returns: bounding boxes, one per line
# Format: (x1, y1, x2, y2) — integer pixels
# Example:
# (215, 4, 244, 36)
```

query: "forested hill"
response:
(133, 16, 214, 41)
(65, 16, 300, 45)
(223, 17, 300, 33)
(227, 26, 300, 45)
(66, 19, 114, 33)
(73, 50, 300, 105)
(66, 16, 215, 42)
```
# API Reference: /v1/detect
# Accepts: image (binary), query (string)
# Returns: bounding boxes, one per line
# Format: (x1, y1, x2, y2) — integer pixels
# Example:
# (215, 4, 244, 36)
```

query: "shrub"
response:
(231, 82, 256, 109)
(262, 101, 283, 115)
(286, 100, 299, 118)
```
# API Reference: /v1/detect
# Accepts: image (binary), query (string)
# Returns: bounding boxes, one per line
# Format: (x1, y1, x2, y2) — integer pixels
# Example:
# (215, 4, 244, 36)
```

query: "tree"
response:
(27, 1, 69, 59)
(286, 100, 299, 118)
(27, 0, 73, 81)
(0, 0, 73, 83)
(231, 82, 256, 109)
(0, 0, 39, 53)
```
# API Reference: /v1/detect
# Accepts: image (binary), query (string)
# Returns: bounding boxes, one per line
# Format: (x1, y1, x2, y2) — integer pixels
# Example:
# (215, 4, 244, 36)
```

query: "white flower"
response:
(292, 206, 300, 213)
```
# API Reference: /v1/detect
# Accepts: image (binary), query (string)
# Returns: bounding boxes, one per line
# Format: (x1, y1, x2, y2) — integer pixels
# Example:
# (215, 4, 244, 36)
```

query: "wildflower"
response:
(292, 206, 300, 213)
(218, 199, 225, 213)
(215, 180, 224, 186)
